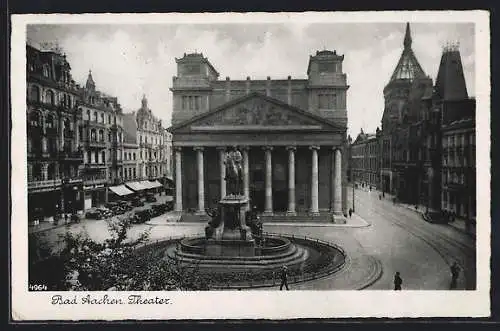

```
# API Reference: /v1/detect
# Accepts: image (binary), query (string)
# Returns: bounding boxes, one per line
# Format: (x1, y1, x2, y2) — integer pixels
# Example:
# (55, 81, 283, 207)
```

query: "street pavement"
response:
(347, 187, 475, 290)
(32, 187, 475, 291)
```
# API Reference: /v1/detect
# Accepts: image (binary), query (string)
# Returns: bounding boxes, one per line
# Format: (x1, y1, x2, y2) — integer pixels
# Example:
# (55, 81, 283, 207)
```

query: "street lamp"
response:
(352, 172, 355, 213)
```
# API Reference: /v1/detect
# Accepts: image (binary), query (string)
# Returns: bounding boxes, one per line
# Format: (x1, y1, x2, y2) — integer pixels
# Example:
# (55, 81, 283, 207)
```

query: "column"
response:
(174, 147, 183, 212)
(286, 146, 296, 216)
(194, 146, 205, 215)
(217, 147, 226, 199)
(242, 146, 250, 210)
(263, 146, 273, 216)
(333, 148, 343, 215)
(310, 146, 320, 216)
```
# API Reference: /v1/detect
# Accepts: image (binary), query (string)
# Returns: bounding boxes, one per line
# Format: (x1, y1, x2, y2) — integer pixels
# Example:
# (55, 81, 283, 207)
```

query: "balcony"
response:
(85, 139, 107, 148)
(83, 177, 107, 186)
(84, 162, 108, 169)
(28, 179, 62, 191)
(60, 150, 84, 161)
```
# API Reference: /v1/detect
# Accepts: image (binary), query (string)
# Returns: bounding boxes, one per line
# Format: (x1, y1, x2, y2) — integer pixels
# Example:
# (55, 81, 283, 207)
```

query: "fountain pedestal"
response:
(205, 195, 256, 257)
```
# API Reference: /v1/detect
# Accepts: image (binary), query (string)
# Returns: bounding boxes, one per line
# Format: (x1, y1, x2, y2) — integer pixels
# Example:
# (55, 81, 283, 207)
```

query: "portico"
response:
(169, 93, 348, 221)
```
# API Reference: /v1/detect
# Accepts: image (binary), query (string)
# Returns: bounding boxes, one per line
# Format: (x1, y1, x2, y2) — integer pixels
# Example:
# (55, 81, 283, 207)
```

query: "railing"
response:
(133, 231, 347, 290)
(84, 162, 107, 169)
(86, 139, 107, 148)
(83, 177, 107, 185)
(28, 179, 62, 190)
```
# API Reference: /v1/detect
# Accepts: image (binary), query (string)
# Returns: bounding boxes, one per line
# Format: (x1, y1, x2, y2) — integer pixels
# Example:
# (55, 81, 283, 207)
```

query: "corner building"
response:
(26, 44, 84, 219)
(169, 51, 349, 221)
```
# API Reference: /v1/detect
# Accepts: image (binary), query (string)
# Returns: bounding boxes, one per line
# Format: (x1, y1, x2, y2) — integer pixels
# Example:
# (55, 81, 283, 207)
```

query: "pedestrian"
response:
(379, 194, 382, 200)
(394, 272, 402, 290)
(450, 262, 460, 290)
(279, 265, 289, 291)
(348, 208, 353, 218)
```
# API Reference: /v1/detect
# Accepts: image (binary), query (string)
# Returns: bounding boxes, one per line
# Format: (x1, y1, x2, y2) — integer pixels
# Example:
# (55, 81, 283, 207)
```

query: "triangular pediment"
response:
(170, 93, 344, 133)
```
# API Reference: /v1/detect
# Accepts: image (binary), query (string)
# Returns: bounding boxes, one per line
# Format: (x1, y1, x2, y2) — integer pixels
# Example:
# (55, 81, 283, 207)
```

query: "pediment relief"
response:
(196, 98, 321, 127)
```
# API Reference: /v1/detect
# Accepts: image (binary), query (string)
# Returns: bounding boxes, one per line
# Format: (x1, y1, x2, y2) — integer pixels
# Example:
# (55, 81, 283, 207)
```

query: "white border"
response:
(11, 11, 491, 320)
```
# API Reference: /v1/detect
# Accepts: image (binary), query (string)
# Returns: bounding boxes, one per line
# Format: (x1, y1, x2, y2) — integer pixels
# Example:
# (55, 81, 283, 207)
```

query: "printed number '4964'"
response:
(29, 284, 47, 291)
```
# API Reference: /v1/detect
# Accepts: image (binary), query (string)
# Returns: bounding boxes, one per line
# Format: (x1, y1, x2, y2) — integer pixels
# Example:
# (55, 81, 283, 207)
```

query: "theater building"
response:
(169, 50, 349, 221)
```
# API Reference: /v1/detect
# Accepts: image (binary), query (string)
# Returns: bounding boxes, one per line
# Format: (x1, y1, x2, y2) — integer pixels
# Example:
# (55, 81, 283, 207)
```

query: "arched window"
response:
(100, 113, 104, 124)
(118, 133, 122, 143)
(93, 111, 98, 122)
(87, 109, 91, 121)
(44, 90, 54, 105)
(29, 112, 41, 127)
(101, 151, 106, 164)
(47, 163, 56, 180)
(108, 132, 111, 142)
(67, 95, 72, 108)
(87, 151, 91, 163)
(46, 114, 54, 128)
(90, 129, 97, 141)
(98, 130, 104, 142)
(108, 115, 111, 124)
(29, 85, 40, 102)
(63, 118, 71, 131)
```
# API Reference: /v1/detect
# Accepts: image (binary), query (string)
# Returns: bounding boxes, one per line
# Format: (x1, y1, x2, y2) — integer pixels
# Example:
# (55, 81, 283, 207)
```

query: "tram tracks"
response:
(355, 194, 476, 290)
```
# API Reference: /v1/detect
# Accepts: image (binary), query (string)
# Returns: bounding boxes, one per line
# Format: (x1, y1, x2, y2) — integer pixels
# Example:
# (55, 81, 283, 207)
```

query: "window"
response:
(46, 115, 54, 128)
(108, 115, 111, 124)
(94, 111, 98, 122)
(133, 153, 136, 160)
(45, 90, 54, 105)
(29, 112, 41, 127)
(189, 96, 194, 110)
(42, 65, 49, 78)
(195, 96, 201, 110)
(108, 132, 111, 142)
(67, 95, 72, 108)
(29, 86, 40, 102)
(90, 129, 97, 141)
(101, 113, 104, 124)
(101, 151, 106, 164)
(133, 168, 136, 178)
(182, 96, 188, 109)
(98, 130, 104, 142)
(87, 109, 91, 121)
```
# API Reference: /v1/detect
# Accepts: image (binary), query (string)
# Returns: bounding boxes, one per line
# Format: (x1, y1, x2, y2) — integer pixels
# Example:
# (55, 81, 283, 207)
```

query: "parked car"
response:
(151, 203, 166, 217)
(132, 208, 152, 224)
(145, 193, 157, 203)
(131, 197, 144, 207)
(85, 209, 103, 220)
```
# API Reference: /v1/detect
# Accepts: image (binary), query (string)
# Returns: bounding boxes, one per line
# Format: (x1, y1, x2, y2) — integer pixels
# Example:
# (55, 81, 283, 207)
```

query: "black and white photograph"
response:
(11, 11, 490, 320)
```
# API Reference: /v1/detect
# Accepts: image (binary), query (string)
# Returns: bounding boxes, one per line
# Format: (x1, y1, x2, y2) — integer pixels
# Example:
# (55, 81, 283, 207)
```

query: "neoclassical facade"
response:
(169, 50, 349, 220)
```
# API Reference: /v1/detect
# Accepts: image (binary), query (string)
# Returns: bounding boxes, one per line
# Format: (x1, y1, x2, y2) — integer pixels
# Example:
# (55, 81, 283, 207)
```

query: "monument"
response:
(204, 146, 255, 256)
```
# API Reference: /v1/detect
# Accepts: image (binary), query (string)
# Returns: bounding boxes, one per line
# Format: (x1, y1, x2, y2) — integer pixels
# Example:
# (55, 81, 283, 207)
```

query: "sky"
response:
(26, 22, 475, 137)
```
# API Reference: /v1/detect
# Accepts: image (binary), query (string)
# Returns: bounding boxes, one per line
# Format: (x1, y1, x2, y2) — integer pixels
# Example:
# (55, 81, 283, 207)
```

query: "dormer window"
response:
(42, 65, 49, 78)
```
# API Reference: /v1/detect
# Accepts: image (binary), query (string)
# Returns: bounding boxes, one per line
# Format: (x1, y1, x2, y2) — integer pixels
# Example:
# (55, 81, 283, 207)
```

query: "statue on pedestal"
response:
(224, 146, 243, 196)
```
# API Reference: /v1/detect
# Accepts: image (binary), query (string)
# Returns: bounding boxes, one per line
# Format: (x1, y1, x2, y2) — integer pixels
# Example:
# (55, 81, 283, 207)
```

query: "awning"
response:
(109, 185, 134, 196)
(149, 180, 163, 188)
(125, 181, 148, 191)
(139, 180, 153, 189)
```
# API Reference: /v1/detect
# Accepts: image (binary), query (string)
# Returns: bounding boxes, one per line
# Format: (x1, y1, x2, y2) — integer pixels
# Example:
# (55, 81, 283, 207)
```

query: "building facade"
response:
(380, 23, 434, 204)
(350, 129, 380, 189)
(78, 71, 125, 209)
(435, 46, 476, 221)
(135, 95, 172, 183)
(26, 44, 84, 220)
(169, 50, 349, 221)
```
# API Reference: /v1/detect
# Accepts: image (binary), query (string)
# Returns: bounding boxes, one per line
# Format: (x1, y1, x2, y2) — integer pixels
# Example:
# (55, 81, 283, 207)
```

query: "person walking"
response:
(394, 272, 402, 290)
(279, 265, 289, 291)
(348, 208, 353, 218)
(450, 262, 460, 290)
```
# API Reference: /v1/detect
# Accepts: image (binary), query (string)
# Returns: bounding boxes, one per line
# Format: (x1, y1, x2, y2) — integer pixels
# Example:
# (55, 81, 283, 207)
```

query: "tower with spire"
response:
(85, 70, 95, 91)
(382, 23, 430, 131)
